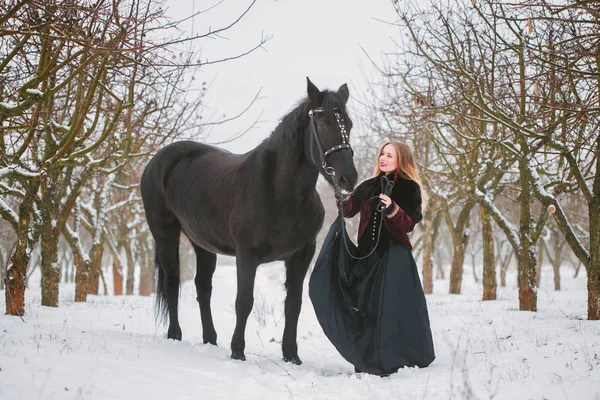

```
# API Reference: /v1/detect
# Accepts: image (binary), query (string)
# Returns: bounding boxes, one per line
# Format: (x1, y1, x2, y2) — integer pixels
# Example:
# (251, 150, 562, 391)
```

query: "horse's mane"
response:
(259, 90, 348, 156)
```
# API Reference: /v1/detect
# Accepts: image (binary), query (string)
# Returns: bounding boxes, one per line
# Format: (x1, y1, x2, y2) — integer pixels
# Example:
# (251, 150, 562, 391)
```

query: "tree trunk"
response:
(588, 191, 600, 320)
(100, 267, 108, 296)
(40, 171, 61, 307)
(542, 233, 562, 291)
(552, 232, 562, 291)
(113, 255, 123, 296)
(445, 203, 473, 294)
(553, 260, 561, 291)
(574, 261, 582, 278)
(126, 243, 135, 295)
(0, 250, 4, 291)
(552, 235, 561, 290)
(40, 225, 60, 307)
(498, 244, 512, 288)
(87, 244, 104, 295)
(5, 213, 33, 315)
(74, 257, 89, 302)
(40, 178, 60, 307)
(72, 240, 89, 302)
(471, 255, 479, 283)
(518, 158, 537, 312)
(535, 240, 544, 288)
(481, 206, 497, 300)
(139, 259, 154, 296)
(431, 211, 444, 280)
(422, 211, 434, 294)
(70, 260, 76, 282)
(449, 243, 466, 294)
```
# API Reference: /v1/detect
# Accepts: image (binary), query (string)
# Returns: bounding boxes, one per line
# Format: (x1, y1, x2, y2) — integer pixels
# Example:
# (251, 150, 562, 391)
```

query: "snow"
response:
(0, 197, 18, 225)
(24, 88, 44, 96)
(0, 166, 39, 179)
(528, 158, 555, 200)
(1, 262, 599, 400)
(0, 101, 19, 110)
(50, 119, 70, 132)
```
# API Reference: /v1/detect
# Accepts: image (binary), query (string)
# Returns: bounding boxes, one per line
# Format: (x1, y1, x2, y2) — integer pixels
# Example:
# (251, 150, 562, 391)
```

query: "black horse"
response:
(140, 78, 358, 364)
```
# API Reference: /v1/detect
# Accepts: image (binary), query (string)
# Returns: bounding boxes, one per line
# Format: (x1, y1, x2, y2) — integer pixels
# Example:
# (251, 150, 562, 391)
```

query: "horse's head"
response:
(304, 77, 358, 194)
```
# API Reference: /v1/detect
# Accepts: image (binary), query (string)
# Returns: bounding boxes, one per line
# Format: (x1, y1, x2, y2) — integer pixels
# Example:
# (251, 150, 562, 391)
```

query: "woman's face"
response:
(379, 144, 398, 173)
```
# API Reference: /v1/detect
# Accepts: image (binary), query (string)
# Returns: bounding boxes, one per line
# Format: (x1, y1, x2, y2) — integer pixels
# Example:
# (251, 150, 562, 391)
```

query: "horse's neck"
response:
(259, 121, 318, 202)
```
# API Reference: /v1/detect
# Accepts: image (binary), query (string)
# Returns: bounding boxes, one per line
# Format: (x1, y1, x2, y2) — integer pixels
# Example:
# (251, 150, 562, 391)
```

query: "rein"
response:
(308, 107, 352, 176)
(336, 175, 395, 260)
(306, 105, 394, 260)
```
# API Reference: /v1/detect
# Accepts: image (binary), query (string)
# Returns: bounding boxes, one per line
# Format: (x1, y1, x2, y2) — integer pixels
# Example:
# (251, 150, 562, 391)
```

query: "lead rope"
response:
(336, 176, 395, 260)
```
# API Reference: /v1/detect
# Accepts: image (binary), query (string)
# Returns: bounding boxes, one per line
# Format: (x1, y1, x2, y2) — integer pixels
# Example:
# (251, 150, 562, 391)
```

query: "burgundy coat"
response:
(342, 176, 422, 250)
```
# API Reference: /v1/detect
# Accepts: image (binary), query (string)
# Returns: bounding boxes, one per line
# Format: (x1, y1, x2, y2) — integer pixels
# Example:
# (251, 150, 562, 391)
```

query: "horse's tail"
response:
(154, 253, 168, 324)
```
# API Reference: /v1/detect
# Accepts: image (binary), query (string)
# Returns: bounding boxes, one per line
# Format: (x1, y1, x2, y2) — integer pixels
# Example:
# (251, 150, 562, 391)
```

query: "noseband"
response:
(308, 107, 353, 176)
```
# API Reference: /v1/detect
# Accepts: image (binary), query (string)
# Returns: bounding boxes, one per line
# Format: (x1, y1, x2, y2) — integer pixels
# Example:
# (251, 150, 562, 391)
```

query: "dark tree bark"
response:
(445, 202, 474, 294)
(517, 157, 537, 312)
(421, 209, 435, 294)
(481, 206, 496, 300)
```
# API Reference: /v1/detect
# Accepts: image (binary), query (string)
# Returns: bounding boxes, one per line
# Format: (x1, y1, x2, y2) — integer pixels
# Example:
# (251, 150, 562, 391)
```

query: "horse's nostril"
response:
(339, 176, 351, 189)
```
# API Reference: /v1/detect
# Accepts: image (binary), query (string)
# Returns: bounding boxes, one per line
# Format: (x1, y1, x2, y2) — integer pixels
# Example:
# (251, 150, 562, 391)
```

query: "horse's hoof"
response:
(167, 327, 182, 341)
(283, 355, 302, 365)
(231, 351, 246, 361)
(203, 333, 217, 345)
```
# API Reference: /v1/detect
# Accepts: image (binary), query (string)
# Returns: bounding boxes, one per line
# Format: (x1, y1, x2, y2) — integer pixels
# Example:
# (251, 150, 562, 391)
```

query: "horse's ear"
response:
(307, 77, 323, 107)
(338, 83, 349, 104)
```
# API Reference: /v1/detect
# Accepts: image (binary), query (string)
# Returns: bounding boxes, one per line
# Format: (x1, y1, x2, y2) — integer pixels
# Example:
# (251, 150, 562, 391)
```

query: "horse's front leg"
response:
(230, 250, 259, 361)
(282, 243, 315, 365)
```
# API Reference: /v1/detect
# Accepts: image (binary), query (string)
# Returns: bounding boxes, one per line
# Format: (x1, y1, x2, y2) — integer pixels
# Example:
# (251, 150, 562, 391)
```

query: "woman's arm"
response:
(383, 203, 417, 233)
(339, 177, 379, 218)
(383, 182, 423, 233)
(340, 195, 361, 218)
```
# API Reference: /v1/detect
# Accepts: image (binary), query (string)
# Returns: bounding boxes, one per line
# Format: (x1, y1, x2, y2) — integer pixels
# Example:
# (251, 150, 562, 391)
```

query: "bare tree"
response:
(373, 0, 600, 314)
(1, 0, 268, 314)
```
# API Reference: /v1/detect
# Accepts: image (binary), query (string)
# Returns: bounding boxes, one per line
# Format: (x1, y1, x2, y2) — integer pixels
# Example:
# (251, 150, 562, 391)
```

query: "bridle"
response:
(308, 106, 353, 176)
(308, 106, 390, 260)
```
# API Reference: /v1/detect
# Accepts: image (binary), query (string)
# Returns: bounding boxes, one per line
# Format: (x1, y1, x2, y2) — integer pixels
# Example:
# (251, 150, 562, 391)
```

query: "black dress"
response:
(309, 179, 435, 376)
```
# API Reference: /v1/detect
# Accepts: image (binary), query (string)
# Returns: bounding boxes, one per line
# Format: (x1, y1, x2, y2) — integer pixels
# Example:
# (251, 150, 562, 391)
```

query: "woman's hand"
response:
(379, 194, 392, 208)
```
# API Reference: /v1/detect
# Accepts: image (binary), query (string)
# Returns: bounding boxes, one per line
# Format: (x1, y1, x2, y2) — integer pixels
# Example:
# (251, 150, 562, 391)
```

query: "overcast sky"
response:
(164, 0, 401, 153)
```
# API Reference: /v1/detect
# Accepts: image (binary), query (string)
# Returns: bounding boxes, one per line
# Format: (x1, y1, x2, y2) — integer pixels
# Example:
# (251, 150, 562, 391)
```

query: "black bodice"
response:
(357, 189, 392, 257)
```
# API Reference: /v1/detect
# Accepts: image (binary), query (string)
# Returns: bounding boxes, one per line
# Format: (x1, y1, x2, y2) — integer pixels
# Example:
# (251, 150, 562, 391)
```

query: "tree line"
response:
(2, 0, 597, 323)
(0, 0, 265, 316)
(358, 0, 598, 319)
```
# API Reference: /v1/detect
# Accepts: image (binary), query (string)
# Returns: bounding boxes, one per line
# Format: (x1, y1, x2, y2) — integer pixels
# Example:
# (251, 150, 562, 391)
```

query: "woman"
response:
(309, 141, 435, 376)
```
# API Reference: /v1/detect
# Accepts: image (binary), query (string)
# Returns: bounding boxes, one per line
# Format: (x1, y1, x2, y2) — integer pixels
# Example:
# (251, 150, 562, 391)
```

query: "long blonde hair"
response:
(372, 141, 429, 210)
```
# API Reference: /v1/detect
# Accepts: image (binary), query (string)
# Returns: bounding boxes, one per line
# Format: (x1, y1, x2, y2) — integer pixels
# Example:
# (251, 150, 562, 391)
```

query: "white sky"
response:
(164, 0, 400, 153)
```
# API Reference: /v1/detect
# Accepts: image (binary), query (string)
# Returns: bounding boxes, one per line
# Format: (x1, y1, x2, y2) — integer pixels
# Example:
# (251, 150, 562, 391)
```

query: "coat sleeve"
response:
(340, 195, 361, 218)
(383, 183, 423, 234)
(383, 204, 417, 233)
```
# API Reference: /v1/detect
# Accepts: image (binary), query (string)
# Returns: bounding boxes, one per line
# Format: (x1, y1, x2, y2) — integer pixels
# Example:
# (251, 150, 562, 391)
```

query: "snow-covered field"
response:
(1, 261, 599, 400)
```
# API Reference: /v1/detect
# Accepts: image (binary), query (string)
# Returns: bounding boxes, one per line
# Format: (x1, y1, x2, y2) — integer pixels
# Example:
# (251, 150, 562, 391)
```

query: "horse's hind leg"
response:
(156, 239, 182, 340)
(192, 244, 217, 345)
(282, 243, 316, 365)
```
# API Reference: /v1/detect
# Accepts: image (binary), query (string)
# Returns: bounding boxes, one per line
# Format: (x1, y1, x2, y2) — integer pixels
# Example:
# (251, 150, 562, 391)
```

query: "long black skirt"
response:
(309, 215, 435, 376)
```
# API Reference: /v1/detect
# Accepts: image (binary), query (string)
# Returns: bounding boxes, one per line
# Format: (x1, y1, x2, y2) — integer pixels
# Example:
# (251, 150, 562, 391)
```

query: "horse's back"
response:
(142, 141, 237, 193)
(141, 140, 243, 252)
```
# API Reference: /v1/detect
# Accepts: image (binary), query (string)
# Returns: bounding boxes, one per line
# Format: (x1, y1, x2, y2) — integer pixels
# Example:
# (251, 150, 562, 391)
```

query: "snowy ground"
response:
(1, 261, 599, 400)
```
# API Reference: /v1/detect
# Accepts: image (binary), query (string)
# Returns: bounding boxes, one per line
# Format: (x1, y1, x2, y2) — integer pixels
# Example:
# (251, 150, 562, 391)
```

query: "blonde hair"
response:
(372, 141, 429, 210)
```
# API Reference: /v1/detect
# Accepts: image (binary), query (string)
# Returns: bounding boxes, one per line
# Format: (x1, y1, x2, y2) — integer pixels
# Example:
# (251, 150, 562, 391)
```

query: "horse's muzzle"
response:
(336, 170, 358, 193)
